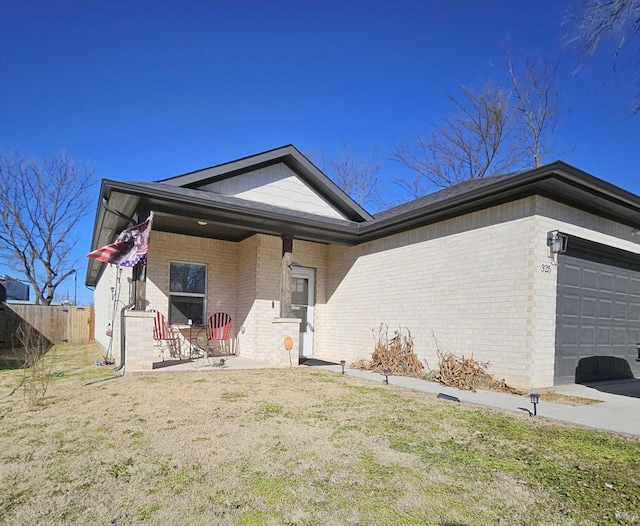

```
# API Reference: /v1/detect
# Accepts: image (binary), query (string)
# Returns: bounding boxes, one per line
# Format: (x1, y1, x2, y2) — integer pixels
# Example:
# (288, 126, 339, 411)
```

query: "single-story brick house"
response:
(86, 144, 640, 388)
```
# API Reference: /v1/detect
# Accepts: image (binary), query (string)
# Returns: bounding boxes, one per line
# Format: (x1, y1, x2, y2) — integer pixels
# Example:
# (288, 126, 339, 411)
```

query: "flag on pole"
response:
(87, 213, 153, 267)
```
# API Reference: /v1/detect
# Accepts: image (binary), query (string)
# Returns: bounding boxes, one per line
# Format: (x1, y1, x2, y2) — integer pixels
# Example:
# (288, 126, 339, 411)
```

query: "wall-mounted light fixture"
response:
(547, 230, 568, 254)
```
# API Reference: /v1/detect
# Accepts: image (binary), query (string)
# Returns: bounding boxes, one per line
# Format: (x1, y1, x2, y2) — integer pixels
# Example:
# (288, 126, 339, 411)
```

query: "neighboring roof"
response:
(86, 151, 640, 287)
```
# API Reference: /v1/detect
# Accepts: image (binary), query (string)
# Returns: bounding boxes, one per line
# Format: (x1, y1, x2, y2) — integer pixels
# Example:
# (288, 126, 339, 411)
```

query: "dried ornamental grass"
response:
(352, 324, 425, 376)
(433, 348, 523, 395)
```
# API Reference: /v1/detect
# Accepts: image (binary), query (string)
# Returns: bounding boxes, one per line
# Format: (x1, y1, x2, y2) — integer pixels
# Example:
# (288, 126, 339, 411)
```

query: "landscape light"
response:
(383, 368, 391, 384)
(340, 360, 346, 374)
(530, 393, 540, 416)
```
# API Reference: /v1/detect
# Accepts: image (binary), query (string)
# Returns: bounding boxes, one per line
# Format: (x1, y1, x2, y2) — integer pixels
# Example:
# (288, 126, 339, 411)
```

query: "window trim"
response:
(168, 260, 207, 324)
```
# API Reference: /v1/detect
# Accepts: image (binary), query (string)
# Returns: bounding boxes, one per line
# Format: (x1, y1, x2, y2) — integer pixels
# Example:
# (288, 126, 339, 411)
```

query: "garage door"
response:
(555, 247, 640, 384)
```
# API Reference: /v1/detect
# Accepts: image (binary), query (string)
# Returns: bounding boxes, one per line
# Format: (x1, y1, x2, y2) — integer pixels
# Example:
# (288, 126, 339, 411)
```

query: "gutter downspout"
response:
(114, 275, 136, 373)
(113, 301, 134, 372)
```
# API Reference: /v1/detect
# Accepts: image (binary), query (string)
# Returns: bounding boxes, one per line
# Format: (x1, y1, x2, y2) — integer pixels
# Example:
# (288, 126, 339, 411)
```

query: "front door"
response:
(291, 266, 315, 357)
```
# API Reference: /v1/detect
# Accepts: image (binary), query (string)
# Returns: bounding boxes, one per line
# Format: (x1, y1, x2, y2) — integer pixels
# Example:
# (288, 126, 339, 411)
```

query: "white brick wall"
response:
(93, 263, 134, 365)
(320, 197, 545, 389)
(200, 163, 345, 219)
(92, 193, 640, 388)
(145, 231, 239, 326)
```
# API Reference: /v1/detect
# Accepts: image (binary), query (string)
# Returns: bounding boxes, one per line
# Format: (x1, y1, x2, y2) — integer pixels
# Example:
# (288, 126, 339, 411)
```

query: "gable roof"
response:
(159, 144, 373, 223)
(86, 151, 640, 287)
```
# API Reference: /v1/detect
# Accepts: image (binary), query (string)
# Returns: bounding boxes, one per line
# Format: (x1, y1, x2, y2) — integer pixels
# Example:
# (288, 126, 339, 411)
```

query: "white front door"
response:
(291, 266, 315, 357)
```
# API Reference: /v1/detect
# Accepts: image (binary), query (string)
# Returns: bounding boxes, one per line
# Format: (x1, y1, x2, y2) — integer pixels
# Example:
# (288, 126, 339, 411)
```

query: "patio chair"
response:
(151, 310, 180, 359)
(206, 312, 233, 356)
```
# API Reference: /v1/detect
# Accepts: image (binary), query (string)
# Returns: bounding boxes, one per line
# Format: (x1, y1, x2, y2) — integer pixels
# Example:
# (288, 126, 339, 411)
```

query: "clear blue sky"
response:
(1, 1, 639, 305)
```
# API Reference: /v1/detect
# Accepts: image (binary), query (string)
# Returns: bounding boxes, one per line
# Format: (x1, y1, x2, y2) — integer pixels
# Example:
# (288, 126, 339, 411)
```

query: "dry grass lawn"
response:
(1, 344, 639, 525)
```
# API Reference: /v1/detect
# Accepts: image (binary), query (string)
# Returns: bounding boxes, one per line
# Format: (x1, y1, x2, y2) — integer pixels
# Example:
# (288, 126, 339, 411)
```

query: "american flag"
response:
(87, 213, 153, 267)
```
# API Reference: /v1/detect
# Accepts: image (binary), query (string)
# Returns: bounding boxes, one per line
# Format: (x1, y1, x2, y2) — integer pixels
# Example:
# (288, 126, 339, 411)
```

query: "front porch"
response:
(122, 309, 302, 373)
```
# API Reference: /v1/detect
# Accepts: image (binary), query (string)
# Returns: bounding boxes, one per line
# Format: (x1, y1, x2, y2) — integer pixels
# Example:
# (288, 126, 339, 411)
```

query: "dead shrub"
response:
(13, 322, 55, 409)
(432, 348, 523, 395)
(352, 324, 425, 376)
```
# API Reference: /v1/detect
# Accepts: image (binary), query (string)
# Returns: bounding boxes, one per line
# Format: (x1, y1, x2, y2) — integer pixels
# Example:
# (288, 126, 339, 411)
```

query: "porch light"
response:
(547, 230, 568, 254)
(530, 393, 540, 416)
(636, 343, 640, 362)
(340, 360, 346, 374)
(383, 368, 391, 384)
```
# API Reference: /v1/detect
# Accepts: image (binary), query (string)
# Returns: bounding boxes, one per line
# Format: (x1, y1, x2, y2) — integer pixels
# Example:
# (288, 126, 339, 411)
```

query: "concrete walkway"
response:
(305, 361, 640, 438)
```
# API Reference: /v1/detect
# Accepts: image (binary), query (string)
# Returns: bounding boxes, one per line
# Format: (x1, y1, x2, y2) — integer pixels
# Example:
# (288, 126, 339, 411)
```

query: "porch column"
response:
(280, 235, 293, 317)
(133, 208, 150, 311)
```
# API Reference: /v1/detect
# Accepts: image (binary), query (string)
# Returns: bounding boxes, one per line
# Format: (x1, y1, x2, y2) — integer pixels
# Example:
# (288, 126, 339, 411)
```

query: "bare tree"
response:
(570, 0, 640, 113)
(506, 51, 560, 167)
(327, 148, 383, 211)
(0, 152, 95, 305)
(394, 82, 520, 197)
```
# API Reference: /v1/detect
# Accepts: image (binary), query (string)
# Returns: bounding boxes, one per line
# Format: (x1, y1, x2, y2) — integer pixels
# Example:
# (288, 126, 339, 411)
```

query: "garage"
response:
(555, 239, 640, 384)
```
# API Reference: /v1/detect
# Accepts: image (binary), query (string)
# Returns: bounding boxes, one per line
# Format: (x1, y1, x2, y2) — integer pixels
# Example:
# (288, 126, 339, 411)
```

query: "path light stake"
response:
(530, 393, 540, 416)
(340, 360, 346, 374)
(383, 368, 391, 385)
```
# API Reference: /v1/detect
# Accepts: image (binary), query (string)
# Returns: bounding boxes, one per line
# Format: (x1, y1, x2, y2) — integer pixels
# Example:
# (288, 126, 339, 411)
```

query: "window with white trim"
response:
(169, 262, 206, 324)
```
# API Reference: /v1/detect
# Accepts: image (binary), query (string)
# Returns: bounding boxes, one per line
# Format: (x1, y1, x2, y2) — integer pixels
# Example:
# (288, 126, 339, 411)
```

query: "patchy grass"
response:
(541, 391, 603, 406)
(0, 343, 638, 525)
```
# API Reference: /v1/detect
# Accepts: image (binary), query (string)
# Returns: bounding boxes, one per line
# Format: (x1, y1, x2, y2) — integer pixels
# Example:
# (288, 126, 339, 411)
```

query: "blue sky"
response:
(1, 1, 639, 304)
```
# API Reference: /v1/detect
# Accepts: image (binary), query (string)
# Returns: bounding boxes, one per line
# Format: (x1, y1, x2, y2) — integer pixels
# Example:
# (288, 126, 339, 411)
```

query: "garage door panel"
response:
(598, 299, 612, 319)
(581, 298, 597, 318)
(559, 325, 578, 345)
(612, 327, 627, 345)
(596, 327, 611, 345)
(562, 265, 581, 288)
(579, 326, 595, 345)
(583, 268, 598, 290)
(616, 275, 629, 293)
(612, 301, 628, 320)
(600, 272, 615, 292)
(556, 253, 640, 384)
(560, 296, 579, 317)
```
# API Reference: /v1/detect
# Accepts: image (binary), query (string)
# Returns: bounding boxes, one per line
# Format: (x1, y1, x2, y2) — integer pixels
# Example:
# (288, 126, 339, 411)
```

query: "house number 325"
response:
(540, 264, 552, 273)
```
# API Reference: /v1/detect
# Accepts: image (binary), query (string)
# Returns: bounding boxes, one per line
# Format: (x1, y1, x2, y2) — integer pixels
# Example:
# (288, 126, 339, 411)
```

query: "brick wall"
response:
(145, 231, 238, 327)
(321, 197, 540, 388)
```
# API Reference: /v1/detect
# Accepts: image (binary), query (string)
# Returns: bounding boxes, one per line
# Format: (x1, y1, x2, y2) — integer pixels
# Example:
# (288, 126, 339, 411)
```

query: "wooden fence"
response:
(0, 304, 94, 350)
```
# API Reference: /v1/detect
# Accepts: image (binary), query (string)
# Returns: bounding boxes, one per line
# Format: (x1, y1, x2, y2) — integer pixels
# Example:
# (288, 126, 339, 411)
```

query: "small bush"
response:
(13, 322, 55, 409)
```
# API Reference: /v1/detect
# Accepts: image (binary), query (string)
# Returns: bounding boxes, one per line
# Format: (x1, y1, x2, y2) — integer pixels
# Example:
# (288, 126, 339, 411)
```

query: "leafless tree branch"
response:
(393, 82, 523, 197)
(0, 152, 95, 304)
(569, 0, 640, 113)
(505, 50, 560, 167)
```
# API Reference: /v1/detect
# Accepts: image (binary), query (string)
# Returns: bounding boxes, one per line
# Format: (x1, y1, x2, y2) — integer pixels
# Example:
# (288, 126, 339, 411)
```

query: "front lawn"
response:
(0, 344, 638, 525)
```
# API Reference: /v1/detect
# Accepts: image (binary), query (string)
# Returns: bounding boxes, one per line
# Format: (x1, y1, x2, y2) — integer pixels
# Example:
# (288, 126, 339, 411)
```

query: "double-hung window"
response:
(169, 262, 206, 324)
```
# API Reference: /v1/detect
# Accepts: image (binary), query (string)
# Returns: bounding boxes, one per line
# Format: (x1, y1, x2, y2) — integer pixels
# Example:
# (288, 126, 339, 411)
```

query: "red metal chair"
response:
(206, 312, 233, 356)
(151, 310, 180, 359)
